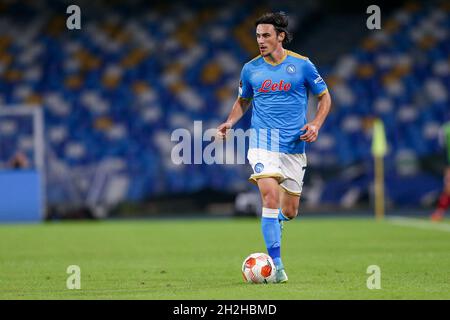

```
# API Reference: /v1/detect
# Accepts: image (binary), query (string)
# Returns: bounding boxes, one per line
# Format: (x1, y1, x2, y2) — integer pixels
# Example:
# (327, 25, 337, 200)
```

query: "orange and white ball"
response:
(242, 253, 276, 284)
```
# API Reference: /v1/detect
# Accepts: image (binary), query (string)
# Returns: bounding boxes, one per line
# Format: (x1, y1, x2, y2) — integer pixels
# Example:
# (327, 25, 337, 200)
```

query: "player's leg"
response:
(257, 177, 280, 209)
(278, 153, 306, 222)
(257, 177, 282, 268)
(247, 148, 286, 281)
(280, 189, 300, 220)
(271, 153, 306, 283)
(277, 188, 300, 237)
(268, 190, 300, 283)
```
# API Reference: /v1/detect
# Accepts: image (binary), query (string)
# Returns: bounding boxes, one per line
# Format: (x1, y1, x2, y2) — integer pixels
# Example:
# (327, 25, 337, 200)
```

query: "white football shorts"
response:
(247, 148, 307, 196)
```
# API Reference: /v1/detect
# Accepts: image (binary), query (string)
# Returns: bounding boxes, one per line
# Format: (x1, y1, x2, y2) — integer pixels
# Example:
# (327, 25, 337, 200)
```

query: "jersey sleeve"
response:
(304, 59, 328, 97)
(238, 64, 253, 99)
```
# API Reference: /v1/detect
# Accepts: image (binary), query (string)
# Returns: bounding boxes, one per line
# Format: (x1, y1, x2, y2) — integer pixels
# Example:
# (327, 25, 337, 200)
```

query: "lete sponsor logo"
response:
(258, 79, 291, 93)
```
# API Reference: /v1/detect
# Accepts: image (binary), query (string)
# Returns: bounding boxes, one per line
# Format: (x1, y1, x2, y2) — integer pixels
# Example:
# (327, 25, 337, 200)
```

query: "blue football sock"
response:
(261, 208, 283, 268)
(273, 257, 284, 269)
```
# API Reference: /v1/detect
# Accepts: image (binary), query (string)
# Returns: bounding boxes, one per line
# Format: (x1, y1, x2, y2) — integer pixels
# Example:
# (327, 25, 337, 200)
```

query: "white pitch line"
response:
(387, 216, 450, 233)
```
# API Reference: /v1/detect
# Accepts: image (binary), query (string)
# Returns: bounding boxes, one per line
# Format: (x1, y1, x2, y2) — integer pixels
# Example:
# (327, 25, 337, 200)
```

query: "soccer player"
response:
(217, 12, 332, 283)
(431, 119, 450, 222)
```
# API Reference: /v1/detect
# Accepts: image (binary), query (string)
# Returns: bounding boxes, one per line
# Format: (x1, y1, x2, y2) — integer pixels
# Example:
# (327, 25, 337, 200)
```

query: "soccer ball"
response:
(241, 253, 276, 284)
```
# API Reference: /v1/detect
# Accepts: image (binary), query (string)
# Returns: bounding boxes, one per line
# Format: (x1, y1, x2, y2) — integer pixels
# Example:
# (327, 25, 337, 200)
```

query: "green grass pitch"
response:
(0, 216, 449, 299)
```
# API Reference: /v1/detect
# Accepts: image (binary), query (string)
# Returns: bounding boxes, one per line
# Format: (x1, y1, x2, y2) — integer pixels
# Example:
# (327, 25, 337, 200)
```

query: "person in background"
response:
(431, 119, 450, 222)
(8, 152, 29, 169)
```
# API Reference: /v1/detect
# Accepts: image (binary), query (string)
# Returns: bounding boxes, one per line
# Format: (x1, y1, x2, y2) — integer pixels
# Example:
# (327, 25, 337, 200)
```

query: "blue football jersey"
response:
(239, 50, 328, 154)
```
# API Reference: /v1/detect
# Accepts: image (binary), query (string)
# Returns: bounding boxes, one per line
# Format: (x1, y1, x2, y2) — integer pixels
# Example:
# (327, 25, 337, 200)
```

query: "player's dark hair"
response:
(255, 12, 293, 45)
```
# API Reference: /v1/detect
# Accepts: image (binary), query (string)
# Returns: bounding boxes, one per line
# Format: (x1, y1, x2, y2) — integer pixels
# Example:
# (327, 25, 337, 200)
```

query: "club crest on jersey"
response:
(258, 79, 291, 93)
(254, 163, 264, 173)
(286, 64, 296, 74)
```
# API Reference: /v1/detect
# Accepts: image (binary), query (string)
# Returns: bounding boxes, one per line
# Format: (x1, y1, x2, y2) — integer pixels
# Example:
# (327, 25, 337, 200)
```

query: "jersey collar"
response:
(262, 49, 288, 66)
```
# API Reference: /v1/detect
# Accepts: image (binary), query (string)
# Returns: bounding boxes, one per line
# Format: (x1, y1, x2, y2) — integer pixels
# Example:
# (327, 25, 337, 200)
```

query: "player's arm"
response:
(216, 97, 252, 139)
(300, 58, 332, 143)
(217, 64, 253, 139)
(300, 90, 332, 143)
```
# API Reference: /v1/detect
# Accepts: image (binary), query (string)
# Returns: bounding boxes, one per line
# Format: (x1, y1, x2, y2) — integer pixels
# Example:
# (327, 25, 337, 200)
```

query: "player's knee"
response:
(261, 190, 279, 209)
(282, 203, 299, 219)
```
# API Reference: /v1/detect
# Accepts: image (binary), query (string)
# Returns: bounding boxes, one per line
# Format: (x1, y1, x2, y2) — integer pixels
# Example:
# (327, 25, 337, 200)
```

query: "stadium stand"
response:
(0, 0, 448, 216)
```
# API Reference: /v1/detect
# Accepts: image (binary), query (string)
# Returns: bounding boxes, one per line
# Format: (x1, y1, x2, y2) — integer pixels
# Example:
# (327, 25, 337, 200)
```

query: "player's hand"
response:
(216, 121, 232, 140)
(300, 123, 319, 143)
